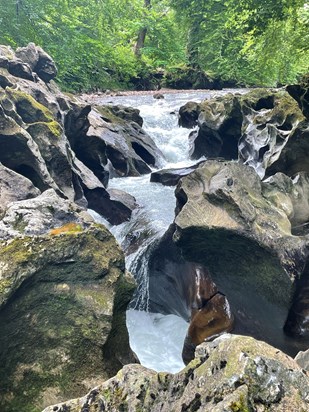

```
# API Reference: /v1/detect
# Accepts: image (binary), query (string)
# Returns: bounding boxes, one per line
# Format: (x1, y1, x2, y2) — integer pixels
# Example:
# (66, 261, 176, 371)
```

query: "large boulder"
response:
(172, 160, 309, 354)
(179, 89, 306, 179)
(0, 215, 136, 412)
(0, 45, 143, 224)
(0, 189, 86, 240)
(188, 93, 243, 160)
(43, 334, 309, 412)
(150, 161, 204, 186)
(65, 100, 164, 180)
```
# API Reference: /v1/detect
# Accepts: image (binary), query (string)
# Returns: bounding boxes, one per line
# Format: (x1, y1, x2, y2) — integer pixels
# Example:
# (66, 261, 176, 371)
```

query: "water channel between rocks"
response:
(91, 89, 248, 373)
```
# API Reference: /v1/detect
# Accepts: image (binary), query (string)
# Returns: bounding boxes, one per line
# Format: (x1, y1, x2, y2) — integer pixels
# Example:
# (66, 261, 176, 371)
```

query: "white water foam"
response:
(126, 309, 188, 373)
(96, 90, 244, 372)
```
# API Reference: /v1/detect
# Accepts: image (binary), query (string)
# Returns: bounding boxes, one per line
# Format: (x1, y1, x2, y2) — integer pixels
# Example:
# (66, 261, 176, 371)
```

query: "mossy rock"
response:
(6, 87, 55, 124)
(0, 223, 135, 412)
(43, 334, 309, 412)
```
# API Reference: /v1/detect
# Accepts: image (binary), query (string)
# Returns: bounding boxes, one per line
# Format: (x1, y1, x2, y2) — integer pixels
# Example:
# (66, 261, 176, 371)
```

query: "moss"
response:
(6, 88, 54, 123)
(28, 120, 62, 139)
(0, 237, 33, 265)
(95, 105, 128, 126)
(0, 224, 128, 411)
(230, 394, 250, 412)
(0, 278, 13, 294)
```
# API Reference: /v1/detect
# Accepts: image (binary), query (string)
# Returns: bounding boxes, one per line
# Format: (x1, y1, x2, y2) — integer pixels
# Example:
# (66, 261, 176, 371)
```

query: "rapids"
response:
(94, 90, 247, 373)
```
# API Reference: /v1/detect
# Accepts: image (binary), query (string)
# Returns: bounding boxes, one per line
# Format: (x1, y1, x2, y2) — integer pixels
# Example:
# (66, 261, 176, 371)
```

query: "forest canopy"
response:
(0, 0, 308, 91)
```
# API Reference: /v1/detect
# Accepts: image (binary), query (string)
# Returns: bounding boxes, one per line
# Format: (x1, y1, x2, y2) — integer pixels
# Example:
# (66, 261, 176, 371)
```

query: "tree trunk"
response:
(134, 0, 151, 58)
(187, 18, 201, 68)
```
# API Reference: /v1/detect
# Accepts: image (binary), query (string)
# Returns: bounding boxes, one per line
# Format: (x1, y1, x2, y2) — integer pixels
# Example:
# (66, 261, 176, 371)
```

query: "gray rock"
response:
(178, 101, 201, 128)
(295, 348, 309, 371)
(43, 334, 309, 412)
(108, 104, 143, 126)
(150, 161, 205, 186)
(15, 42, 39, 70)
(0, 224, 137, 411)
(0, 164, 40, 218)
(0, 189, 84, 240)
(173, 160, 309, 354)
(180, 89, 306, 179)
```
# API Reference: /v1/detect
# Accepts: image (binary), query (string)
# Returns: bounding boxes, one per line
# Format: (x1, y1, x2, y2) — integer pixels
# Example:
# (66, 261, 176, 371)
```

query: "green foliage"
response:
(171, 0, 309, 86)
(0, 0, 308, 90)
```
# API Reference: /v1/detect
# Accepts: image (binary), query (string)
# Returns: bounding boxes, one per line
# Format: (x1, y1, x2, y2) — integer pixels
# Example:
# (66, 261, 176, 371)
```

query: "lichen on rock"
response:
(0, 223, 136, 412)
(42, 334, 309, 412)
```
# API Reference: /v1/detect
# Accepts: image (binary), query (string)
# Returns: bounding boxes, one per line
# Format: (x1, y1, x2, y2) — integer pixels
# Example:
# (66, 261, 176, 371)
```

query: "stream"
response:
(92, 89, 247, 373)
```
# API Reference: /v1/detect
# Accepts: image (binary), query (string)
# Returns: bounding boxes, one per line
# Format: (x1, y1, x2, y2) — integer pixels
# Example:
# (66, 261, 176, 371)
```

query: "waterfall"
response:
(94, 90, 236, 373)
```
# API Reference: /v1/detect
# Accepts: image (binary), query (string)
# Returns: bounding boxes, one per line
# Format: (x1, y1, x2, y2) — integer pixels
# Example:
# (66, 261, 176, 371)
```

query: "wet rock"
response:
(189, 93, 243, 160)
(265, 121, 309, 178)
(0, 49, 138, 224)
(173, 160, 309, 355)
(150, 161, 205, 186)
(134, 220, 234, 365)
(64, 102, 109, 187)
(180, 89, 305, 179)
(182, 291, 234, 365)
(88, 106, 164, 177)
(108, 188, 137, 212)
(43, 334, 309, 412)
(239, 89, 305, 178)
(153, 92, 164, 99)
(178, 101, 201, 128)
(108, 104, 143, 126)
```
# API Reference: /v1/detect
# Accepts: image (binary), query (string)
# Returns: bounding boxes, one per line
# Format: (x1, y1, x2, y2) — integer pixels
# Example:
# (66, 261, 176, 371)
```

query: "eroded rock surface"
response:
(0, 220, 136, 412)
(43, 334, 309, 412)
(172, 160, 309, 354)
(179, 89, 306, 179)
(0, 43, 167, 224)
(0, 44, 141, 412)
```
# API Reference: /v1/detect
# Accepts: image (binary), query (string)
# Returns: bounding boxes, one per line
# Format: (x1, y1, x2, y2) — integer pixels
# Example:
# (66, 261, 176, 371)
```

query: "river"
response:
(91, 89, 247, 373)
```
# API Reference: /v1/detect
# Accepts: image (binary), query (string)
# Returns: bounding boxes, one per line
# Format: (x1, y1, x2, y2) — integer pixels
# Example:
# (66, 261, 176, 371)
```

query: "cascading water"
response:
(93, 90, 240, 373)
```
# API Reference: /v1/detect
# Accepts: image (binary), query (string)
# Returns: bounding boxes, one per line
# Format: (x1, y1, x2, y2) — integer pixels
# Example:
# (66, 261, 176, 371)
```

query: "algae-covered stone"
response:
(0, 223, 136, 412)
(173, 160, 309, 354)
(43, 334, 309, 412)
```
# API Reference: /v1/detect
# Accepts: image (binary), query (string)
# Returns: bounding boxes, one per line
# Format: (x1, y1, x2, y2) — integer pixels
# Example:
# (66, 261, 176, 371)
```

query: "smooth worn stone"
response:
(43, 334, 309, 412)
(173, 160, 309, 355)
(0, 224, 136, 412)
(180, 89, 306, 179)
(150, 161, 205, 186)
(178, 101, 201, 128)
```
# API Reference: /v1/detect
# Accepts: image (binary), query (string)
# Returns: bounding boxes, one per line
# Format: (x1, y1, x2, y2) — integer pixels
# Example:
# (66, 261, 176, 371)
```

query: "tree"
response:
(134, 0, 151, 57)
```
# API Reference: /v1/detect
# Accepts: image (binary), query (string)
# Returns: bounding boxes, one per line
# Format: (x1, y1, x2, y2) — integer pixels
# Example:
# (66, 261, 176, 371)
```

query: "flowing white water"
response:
(96, 90, 240, 373)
